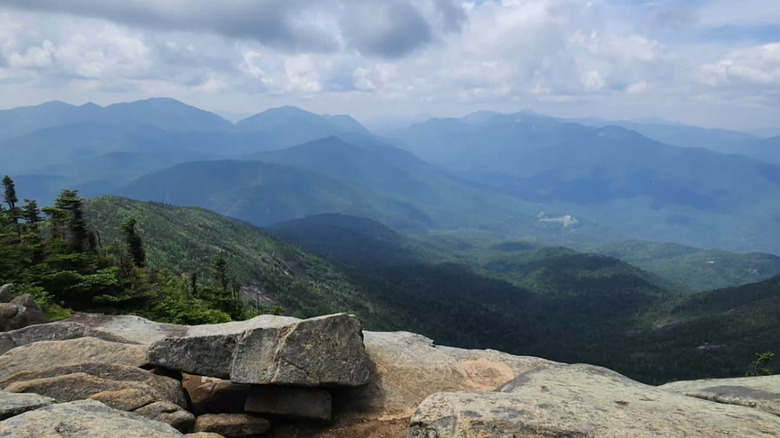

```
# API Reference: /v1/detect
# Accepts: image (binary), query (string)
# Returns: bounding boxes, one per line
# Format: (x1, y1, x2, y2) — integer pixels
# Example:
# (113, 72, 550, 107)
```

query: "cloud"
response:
(0, 1, 779, 129)
(1, 0, 465, 58)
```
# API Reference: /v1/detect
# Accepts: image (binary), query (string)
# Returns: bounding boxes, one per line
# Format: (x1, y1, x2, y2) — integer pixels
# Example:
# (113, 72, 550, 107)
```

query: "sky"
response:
(1, 0, 779, 129)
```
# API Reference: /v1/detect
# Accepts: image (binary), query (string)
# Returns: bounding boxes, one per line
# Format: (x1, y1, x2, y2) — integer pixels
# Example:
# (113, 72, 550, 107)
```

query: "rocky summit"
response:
(0, 310, 779, 437)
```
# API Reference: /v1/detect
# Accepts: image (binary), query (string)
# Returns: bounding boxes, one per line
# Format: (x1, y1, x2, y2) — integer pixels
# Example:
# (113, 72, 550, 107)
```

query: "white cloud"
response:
(0, 1, 778, 129)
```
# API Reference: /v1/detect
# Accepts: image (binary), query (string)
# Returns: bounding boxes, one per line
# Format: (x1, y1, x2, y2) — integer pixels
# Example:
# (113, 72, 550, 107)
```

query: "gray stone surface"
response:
(0, 337, 149, 381)
(0, 321, 136, 355)
(660, 375, 780, 417)
(0, 294, 46, 332)
(335, 331, 555, 422)
(0, 362, 186, 408)
(150, 334, 238, 379)
(193, 414, 270, 438)
(408, 363, 780, 438)
(0, 399, 185, 437)
(0, 389, 55, 420)
(0, 285, 13, 303)
(231, 313, 370, 386)
(149, 313, 370, 387)
(245, 385, 331, 421)
(135, 401, 196, 433)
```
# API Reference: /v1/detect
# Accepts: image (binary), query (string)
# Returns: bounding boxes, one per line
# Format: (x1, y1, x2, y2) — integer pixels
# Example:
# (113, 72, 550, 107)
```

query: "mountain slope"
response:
(584, 240, 780, 293)
(391, 112, 780, 253)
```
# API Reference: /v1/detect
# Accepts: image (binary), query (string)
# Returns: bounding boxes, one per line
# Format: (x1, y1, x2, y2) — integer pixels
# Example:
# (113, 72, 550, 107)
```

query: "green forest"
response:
(1, 176, 776, 384)
(0, 175, 258, 324)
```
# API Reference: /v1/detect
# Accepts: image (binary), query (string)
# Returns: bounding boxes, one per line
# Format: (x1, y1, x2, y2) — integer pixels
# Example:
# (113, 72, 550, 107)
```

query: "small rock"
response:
(135, 401, 196, 433)
(183, 374, 250, 415)
(0, 321, 136, 355)
(0, 294, 46, 332)
(245, 386, 331, 422)
(0, 337, 149, 381)
(0, 284, 13, 303)
(194, 413, 271, 437)
(0, 399, 185, 437)
(185, 433, 226, 438)
(0, 389, 55, 420)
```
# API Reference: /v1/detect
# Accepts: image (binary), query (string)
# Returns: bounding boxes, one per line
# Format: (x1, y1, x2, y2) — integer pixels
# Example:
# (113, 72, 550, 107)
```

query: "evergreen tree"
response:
(51, 189, 93, 252)
(21, 199, 41, 225)
(121, 217, 146, 267)
(2, 175, 19, 228)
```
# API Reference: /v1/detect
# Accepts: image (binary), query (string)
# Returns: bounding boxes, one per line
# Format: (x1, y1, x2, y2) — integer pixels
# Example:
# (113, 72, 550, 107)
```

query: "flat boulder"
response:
(0, 399, 185, 437)
(0, 294, 46, 332)
(0, 337, 149, 381)
(660, 375, 780, 417)
(0, 362, 186, 408)
(150, 313, 370, 387)
(0, 321, 136, 355)
(0, 389, 55, 420)
(408, 363, 780, 438)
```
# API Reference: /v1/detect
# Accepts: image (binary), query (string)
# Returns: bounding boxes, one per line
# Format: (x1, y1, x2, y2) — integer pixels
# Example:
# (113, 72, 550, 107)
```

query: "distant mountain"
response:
(584, 240, 780, 293)
(573, 118, 758, 156)
(117, 160, 402, 228)
(744, 136, 780, 165)
(391, 112, 780, 253)
(235, 106, 369, 149)
(0, 98, 232, 142)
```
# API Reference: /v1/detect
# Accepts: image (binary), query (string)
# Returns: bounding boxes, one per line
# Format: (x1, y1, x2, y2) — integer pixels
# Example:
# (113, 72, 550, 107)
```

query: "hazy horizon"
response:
(1, 0, 779, 130)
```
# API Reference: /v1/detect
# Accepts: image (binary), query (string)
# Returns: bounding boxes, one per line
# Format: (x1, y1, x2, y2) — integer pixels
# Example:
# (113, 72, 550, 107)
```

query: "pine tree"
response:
(121, 217, 146, 268)
(2, 175, 19, 228)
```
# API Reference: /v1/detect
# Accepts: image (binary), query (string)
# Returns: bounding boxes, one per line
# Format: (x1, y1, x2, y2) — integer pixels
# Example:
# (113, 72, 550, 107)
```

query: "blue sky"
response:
(0, 0, 778, 130)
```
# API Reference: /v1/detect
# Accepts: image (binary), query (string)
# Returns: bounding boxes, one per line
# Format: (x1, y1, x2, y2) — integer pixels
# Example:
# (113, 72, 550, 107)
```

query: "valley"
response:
(2, 98, 779, 385)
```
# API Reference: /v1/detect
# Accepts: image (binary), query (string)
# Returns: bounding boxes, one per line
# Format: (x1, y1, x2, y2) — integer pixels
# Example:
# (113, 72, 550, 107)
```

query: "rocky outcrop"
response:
(0, 399, 186, 437)
(0, 389, 54, 420)
(408, 363, 780, 438)
(0, 321, 136, 355)
(660, 375, 780, 417)
(245, 386, 332, 421)
(193, 414, 271, 437)
(150, 313, 370, 387)
(0, 294, 47, 332)
(0, 337, 149, 381)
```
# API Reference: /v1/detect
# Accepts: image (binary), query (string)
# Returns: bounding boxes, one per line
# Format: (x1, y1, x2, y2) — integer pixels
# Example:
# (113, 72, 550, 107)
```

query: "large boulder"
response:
(0, 337, 149, 381)
(149, 313, 370, 387)
(0, 389, 55, 420)
(245, 386, 331, 421)
(0, 294, 46, 332)
(0, 399, 186, 437)
(193, 414, 270, 438)
(660, 375, 780, 417)
(0, 321, 136, 355)
(408, 364, 780, 438)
